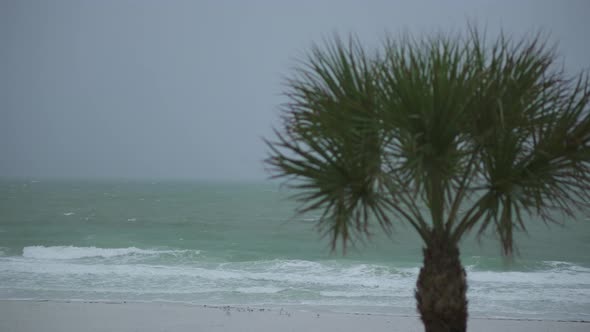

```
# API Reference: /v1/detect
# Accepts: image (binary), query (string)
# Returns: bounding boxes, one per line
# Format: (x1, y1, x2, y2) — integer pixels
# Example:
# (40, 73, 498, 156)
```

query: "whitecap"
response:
(319, 290, 394, 298)
(21, 246, 195, 260)
(235, 286, 284, 294)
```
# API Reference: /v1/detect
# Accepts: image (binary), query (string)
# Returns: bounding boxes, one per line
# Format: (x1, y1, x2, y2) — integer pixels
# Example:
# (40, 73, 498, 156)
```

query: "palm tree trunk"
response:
(415, 234, 468, 332)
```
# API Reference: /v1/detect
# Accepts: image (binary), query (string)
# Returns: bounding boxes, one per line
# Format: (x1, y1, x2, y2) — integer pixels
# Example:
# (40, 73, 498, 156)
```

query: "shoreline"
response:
(3, 298, 589, 323)
(0, 299, 588, 332)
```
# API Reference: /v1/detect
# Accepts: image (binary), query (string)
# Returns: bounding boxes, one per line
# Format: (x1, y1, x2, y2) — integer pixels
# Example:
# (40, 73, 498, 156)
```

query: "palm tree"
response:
(265, 29, 590, 332)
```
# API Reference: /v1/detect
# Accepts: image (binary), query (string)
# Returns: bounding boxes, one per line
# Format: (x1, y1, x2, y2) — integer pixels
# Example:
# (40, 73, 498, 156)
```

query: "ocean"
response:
(0, 179, 588, 321)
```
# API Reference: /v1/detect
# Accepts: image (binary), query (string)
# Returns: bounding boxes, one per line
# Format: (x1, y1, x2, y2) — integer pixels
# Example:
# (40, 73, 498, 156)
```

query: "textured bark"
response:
(415, 235, 468, 332)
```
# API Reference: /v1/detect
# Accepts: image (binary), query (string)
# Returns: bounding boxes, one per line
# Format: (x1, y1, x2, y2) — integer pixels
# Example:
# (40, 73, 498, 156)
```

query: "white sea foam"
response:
(543, 260, 590, 273)
(63, 212, 75, 216)
(468, 268, 590, 285)
(21, 246, 195, 260)
(266, 259, 324, 271)
(5, 256, 588, 296)
(319, 290, 396, 298)
(235, 286, 284, 294)
(1, 253, 589, 320)
(9, 252, 590, 290)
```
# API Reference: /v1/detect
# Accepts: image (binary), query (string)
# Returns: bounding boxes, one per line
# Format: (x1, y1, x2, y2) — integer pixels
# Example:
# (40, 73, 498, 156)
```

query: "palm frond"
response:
(453, 32, 590, 254)
(378, 33, 482, 232)
(266, 28, 590, 255)
(265, 36, 392, 251)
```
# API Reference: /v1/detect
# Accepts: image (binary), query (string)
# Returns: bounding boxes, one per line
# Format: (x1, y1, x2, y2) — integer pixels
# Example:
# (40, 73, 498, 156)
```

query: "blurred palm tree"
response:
(265, 28, 590, 332)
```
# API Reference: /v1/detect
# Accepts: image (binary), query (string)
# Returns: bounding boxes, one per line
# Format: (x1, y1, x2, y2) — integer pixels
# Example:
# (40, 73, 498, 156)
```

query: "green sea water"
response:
(0, 178, 589, 320)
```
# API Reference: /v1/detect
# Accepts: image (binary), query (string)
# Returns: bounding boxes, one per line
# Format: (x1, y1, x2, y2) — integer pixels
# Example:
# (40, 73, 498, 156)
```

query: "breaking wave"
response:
(22, 246, 196, 260)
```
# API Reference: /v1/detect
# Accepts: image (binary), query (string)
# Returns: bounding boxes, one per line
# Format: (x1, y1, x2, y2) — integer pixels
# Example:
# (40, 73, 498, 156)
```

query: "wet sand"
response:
(0, 300, 587, 332)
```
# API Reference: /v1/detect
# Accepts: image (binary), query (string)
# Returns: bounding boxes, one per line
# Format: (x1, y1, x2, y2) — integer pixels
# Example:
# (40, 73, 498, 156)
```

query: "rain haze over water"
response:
(1, 0, 589, 181)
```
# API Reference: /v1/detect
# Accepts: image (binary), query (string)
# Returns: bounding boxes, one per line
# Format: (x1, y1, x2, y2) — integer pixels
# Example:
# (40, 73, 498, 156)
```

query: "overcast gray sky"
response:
(1, 0, 588, 180)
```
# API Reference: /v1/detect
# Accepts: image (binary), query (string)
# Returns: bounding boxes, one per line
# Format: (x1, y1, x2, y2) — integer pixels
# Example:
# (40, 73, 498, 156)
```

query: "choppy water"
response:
(0, 179, 589, 321)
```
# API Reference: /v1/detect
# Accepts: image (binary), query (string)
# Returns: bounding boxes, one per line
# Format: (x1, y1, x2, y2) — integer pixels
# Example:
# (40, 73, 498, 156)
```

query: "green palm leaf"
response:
(266, 36, 393, 249)
(265, 27, 590, 331)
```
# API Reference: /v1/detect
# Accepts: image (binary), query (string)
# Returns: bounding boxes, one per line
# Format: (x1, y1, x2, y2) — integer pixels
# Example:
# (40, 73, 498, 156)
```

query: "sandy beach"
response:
(0, 300, 587, 332)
